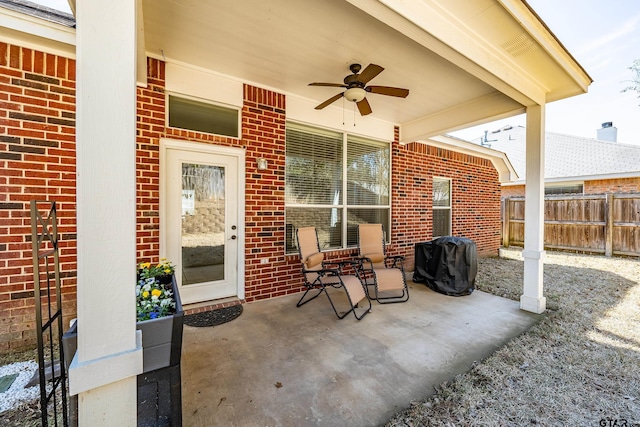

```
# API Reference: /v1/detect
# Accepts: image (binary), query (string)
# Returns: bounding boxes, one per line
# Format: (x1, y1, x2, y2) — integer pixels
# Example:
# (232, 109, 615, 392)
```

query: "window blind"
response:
(285, 122, 391, 252)
(432, 177, 451, 237)
(347, 135, 390, 206)
(285, 123, 343, 205)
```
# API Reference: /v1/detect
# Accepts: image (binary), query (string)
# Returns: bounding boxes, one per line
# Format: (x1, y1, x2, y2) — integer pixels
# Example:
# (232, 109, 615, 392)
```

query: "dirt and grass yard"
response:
(386, 248, 640, 426)
(1, 248, 639, 426)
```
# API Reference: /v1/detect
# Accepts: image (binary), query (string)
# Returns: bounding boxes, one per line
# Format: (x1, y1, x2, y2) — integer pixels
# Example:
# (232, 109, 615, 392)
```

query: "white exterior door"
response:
(162, 140, 244, 304)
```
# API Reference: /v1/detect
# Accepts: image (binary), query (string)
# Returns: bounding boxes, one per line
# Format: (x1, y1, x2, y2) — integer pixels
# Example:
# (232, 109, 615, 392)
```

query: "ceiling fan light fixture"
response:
(343, 87, 366, 103)
(309, 63, 408, 115)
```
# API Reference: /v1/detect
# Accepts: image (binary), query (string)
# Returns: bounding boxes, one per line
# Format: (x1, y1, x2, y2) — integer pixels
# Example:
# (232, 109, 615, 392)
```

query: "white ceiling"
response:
(141, 0, 590, 139)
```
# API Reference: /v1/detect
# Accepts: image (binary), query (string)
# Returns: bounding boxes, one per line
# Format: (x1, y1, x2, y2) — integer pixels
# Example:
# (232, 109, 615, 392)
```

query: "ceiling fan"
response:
(309, 63, 409, 116)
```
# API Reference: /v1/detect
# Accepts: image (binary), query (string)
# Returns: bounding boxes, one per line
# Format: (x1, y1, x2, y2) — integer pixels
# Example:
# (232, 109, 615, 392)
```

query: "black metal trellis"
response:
(31, 200, 68, 427)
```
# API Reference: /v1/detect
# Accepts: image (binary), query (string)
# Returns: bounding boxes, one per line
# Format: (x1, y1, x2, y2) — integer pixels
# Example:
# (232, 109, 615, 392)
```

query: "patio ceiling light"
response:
(343, 87, 366, 103)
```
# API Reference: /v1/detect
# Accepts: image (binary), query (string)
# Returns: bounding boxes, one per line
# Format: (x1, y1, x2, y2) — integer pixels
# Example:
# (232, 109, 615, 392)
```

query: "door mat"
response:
(184, 305, 243, 327)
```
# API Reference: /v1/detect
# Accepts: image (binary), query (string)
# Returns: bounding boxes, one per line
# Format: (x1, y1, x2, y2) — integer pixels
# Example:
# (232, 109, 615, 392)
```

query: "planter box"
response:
(137, 275, 184, 373)
(62, 274, 184, 426)
(62, 275, 184, 373)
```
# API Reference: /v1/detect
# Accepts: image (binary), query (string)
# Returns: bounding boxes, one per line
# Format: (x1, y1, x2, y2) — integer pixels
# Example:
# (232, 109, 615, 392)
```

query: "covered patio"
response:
(181, 279, 539, 426)
(54, 0, 591, 422)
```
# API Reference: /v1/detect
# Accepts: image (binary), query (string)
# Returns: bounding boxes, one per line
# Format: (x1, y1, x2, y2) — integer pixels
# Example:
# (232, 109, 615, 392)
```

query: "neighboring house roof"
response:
(467, 125, 640, 184)
(0, 0, 75, 27)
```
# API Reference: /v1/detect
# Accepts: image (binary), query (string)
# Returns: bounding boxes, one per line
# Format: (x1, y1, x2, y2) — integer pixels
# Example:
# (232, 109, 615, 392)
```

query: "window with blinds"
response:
(347, 135, 389, 205)
(285, 123, 391, 252)
(432, 177, 451, 237)
(285, 124, 343, 205)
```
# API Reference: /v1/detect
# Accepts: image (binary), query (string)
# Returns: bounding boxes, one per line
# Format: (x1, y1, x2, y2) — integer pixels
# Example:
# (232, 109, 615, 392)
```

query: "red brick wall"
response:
(501, 184, 525, 198)
(0, 43, 76, 352)
(501, 178, 640, 199)
(135, 59, 306, 303)
(136, 59, 165, 261)
(585, 177, 640, 194)
(393, 138, 502, 264)
(0, 51, 504, 352)
(242, 84, 294, 301)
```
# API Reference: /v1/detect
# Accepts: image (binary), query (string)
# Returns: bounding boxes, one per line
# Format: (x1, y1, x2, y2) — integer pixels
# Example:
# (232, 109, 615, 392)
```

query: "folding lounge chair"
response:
(357, 223, 409, 303)
(296, 227, 371, 320)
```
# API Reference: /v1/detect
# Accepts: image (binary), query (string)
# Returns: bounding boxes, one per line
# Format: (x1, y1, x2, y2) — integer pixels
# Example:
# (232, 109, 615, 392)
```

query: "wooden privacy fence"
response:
(502, 193, 640, 257)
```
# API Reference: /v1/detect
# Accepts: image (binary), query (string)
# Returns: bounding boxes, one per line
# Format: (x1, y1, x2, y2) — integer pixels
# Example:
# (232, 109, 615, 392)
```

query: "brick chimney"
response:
(597, 122, 617, 142)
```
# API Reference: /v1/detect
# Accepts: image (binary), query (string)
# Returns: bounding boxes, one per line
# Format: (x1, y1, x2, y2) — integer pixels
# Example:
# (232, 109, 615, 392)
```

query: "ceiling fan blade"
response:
(357, 64, 384, 84)
(356, 97, 372, 116)
(315, 93, 344, 110)
(309, 82, 348, 88)
(366, 86, 409, 98)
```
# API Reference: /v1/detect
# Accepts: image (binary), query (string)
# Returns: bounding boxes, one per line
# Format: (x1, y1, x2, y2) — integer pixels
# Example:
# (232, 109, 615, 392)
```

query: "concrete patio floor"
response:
(180, 279, 541, 426)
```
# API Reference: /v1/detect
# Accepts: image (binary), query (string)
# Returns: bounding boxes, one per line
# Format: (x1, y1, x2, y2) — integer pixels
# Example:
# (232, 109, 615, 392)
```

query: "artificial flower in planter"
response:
(136, 258, 184, 373)
(136, 258, 178, 321)
(136, 277, 176, 321)
(138, 258, 176, 286)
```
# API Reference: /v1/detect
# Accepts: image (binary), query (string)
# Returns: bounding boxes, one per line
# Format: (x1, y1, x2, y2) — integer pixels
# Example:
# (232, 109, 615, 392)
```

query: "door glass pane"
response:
(181, 163, 225, 285)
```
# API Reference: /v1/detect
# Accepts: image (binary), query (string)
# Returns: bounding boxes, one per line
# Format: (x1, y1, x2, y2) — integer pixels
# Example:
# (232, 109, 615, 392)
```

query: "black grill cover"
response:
(413, 236, 477, 296)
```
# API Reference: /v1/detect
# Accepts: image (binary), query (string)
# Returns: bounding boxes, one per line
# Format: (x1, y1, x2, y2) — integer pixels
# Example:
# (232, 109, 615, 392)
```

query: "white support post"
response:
(72, 0, 142, 425)
(520, 104, 547, 313)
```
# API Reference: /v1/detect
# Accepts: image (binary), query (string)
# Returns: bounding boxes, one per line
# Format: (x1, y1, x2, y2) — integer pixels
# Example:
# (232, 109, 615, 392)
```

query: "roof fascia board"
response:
(425, 135, 519, 182)
(0, 6, 75, 57)
(347, 0, 546, 106)
(499, 0, 592, 97)
(400, 91, 524, 142)
(507, 171, 640, 185)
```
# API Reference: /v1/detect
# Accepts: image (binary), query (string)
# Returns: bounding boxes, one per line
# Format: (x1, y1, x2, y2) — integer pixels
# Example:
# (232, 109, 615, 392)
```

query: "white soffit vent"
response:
(501, 33, 537, 57)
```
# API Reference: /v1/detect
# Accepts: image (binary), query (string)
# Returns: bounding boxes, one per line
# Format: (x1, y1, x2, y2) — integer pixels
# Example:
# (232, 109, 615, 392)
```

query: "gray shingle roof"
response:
(473, 125, 640, 182)
(0, 0, 75, 27)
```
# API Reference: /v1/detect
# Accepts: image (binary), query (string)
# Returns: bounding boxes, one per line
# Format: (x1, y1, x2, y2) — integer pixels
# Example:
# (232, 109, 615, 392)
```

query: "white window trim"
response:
(345, 132, 393, 245)
(285, 121, 392, 252)
(432, 176, 452, 238)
